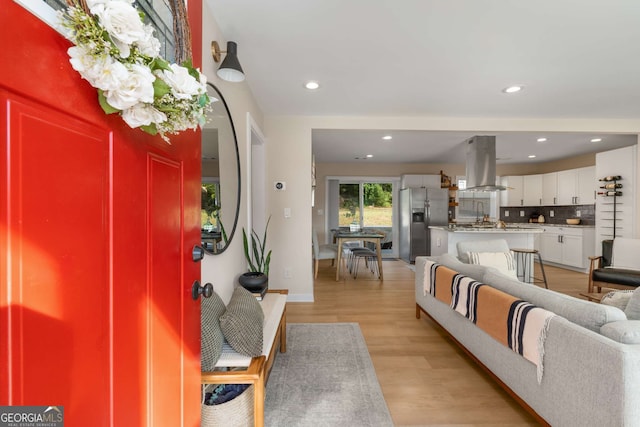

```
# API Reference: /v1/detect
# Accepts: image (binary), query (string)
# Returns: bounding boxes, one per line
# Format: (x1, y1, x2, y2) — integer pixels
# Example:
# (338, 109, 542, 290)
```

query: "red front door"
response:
(0, 2, 201, 426)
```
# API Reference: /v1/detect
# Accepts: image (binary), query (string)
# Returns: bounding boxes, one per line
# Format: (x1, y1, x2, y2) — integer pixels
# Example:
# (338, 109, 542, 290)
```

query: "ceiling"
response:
(206, 0, 640, 164)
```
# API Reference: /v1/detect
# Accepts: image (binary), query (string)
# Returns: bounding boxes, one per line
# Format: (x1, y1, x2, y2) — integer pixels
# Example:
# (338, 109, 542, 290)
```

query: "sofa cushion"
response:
(601, 290, 634, 311)
(467, 251, 517, 279)
(219, 286, 264, 357)
(201, 290, 227, 371)
(600, 320, 640, 344)
(625, 288, 640, 320)
(482, 270, 627, 332)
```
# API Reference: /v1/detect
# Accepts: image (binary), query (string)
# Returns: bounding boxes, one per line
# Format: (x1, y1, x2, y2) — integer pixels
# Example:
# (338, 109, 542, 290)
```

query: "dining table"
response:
(333, 231, 385, 281)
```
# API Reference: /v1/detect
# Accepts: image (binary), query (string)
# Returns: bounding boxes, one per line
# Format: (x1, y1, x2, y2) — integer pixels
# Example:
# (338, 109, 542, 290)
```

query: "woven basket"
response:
(202, 385, 254, 427)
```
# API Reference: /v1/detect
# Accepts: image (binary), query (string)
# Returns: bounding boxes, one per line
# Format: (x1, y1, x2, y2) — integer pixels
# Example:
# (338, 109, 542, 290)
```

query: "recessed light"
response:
(304, 81, 320, 90)
(591, 138, 602, 143)
(528, 155, 537, 159)
(366, 154, 374, 158)
(503, 85, 523, 94)
(537, 137, 547, 142)
(382, 135, 392, 140)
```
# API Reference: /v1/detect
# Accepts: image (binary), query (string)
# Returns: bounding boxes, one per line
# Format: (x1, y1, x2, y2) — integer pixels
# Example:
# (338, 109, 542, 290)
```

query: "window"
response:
(456, 177, 497, 222)
(338, 182, 393, 229)
(47, 0, 176, 61)
(201, 181, 221, 231)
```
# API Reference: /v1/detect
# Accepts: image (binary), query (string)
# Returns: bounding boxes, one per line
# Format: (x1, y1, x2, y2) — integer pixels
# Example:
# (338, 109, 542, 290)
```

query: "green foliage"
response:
(364, 183, 392, 207)
(201, 184, 219, 215)
(242, 217, 272, 275)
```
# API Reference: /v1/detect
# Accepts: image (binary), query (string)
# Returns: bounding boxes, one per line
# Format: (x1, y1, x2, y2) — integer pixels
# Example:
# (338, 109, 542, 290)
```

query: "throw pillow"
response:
(600, 290, 634, 311)
(201, 290, 227, 371)
(467, 251, 518, 279)
(219, 286, 264, 357)
(624, 287, 640, 320)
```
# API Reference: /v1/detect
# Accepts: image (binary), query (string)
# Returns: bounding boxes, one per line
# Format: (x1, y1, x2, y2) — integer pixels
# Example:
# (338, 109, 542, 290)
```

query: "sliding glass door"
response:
(337, 181, 395, 255)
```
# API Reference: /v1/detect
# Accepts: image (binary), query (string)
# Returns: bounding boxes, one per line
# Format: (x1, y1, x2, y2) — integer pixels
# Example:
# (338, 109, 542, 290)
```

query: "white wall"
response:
(200, 4, 264, 303)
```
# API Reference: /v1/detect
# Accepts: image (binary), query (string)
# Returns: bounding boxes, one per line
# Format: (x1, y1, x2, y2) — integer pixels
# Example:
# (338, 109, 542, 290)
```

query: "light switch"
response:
(520, 210, 525, 217)
(284, 207, 291, 218)
(505, 210, 510, 217)
(550, 210, 555, 217)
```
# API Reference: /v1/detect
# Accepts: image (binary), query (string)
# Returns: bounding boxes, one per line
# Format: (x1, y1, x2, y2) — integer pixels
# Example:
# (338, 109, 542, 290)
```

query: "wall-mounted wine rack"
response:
(598, 175, 622, 239)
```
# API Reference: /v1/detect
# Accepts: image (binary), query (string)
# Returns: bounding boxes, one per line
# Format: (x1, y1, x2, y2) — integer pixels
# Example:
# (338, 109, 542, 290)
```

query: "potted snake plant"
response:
(239, 217, 272, 293)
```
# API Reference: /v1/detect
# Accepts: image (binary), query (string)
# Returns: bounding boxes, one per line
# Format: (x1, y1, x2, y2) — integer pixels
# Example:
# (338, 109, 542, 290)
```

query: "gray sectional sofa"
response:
(415, 253, 640, 427)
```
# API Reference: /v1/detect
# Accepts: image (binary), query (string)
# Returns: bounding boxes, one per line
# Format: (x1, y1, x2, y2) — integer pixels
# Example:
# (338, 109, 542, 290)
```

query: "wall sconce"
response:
(211, 41, 245, 82)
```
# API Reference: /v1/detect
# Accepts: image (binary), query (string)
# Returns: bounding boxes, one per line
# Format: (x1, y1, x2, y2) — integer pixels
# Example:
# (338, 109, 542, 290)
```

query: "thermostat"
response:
(274, 181, 286, 191)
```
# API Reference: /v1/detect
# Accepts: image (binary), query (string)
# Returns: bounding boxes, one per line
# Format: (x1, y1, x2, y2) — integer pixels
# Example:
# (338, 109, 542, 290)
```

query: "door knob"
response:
(192, 280, 214, 300)
(192, 245, 205, 262)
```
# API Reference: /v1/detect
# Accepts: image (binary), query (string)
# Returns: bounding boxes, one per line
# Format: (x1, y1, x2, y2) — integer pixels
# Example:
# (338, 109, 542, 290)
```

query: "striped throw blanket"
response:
(424, 260, 555, 383)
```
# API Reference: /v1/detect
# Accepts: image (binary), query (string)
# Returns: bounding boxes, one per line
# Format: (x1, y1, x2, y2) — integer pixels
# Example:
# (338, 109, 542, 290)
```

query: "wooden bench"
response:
(201, 289, 288, 427)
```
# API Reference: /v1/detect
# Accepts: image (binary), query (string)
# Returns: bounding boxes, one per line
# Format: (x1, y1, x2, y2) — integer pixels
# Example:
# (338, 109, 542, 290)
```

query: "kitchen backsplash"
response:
(500, 204, 595, 225)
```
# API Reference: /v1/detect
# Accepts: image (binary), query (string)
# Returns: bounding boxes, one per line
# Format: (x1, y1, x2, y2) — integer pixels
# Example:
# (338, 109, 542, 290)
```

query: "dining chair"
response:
(312, 229, 338, 278)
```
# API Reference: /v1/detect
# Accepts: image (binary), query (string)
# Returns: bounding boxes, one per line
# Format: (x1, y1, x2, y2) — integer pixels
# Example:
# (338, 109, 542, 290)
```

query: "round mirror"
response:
(201, 83, 241, 254)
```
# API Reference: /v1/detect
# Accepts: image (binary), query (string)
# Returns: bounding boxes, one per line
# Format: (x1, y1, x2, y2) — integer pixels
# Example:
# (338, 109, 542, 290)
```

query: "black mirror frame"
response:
(203, 82, 241, 255)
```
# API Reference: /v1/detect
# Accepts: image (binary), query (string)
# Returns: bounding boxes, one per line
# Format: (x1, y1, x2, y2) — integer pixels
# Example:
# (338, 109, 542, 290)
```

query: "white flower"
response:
(68, 45, 97, 80)
(137, 25, 161, 57)
(122, 103, 167, 128)
(159, 64, 205, 100)
(91, 0, 146, 58)
(68, 46, 128, 91)
(86, 0, 133, 11)
(63, 0, 211, 141)
(105, 63, 155, 110)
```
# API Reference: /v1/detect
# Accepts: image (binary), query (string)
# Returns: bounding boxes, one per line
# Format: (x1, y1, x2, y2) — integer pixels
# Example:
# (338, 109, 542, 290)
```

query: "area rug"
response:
(265, 323, 393, 427)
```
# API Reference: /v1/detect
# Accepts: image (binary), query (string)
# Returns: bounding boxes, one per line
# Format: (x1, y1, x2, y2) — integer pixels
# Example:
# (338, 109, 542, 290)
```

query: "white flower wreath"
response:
(61, 0, 214, 142)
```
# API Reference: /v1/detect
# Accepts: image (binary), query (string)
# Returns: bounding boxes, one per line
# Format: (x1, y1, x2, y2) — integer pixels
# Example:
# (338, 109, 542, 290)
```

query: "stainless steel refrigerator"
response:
(399, 187, 449, 263)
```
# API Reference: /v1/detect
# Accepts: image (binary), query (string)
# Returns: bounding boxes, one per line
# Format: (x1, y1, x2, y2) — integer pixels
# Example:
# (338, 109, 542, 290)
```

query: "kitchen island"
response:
(429, 225, 543, 257)
(429, 225, 544, 282)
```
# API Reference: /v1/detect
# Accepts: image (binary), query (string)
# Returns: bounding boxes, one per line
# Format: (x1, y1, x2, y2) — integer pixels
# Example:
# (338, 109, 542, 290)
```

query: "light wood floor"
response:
(287, 259, 590, 426)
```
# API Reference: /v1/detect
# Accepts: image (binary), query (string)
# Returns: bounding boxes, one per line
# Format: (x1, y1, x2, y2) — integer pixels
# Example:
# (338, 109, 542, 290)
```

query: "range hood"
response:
(464, 135, 507, 191)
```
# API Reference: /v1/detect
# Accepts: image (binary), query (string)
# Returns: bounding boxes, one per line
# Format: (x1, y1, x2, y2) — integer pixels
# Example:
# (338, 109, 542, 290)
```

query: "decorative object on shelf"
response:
(240, 217, 272, 293)
(61, 0, 212, 142)
(440, 170, 452, 188)
(566, 218, 581, 225)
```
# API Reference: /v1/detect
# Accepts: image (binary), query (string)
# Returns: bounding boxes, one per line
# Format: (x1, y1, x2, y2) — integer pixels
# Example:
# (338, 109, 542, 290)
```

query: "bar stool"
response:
(511, 248, 549, 289)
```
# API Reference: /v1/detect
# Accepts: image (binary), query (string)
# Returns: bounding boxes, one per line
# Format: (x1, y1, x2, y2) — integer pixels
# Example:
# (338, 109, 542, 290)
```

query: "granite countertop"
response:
(505, 222, 595, 229)
(430, 225, 543, 233)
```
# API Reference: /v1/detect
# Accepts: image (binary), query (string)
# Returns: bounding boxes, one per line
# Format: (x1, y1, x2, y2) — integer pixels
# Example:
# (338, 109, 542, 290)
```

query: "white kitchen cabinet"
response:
(576, 166, 596, 204)
(500, 176, 523, 206)
(400, 174, 440, 189)
(555, 167, 595, 205)
(556, 170, 577, 205)
(540, 231, 562, 263)
(538, 226, 595, 270)
(542, 172, 558, 205)
(523, 174, 543, 206)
